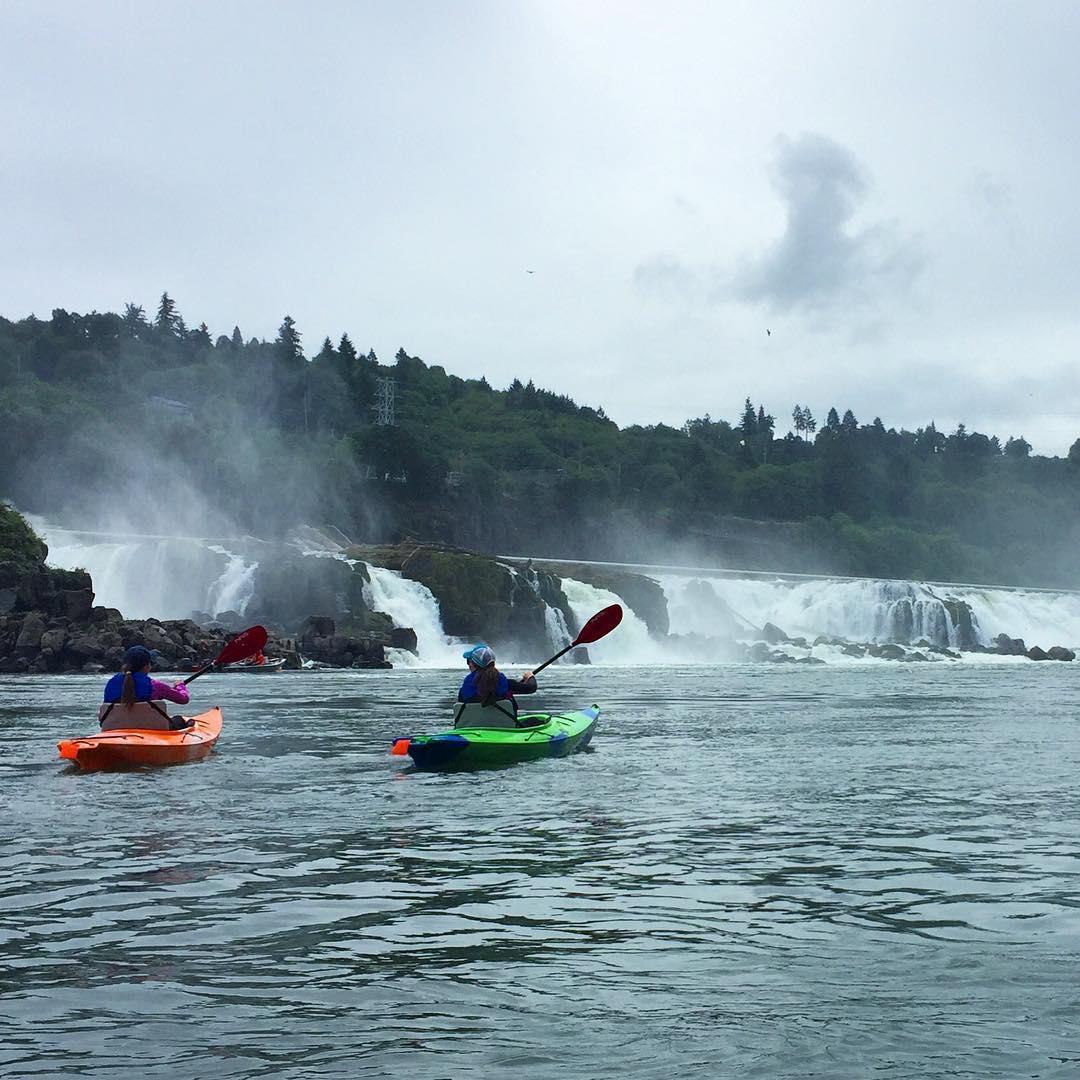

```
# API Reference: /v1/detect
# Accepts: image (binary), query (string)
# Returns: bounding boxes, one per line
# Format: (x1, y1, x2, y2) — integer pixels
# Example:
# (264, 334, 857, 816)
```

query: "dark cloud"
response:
(735, 134, 925, 314)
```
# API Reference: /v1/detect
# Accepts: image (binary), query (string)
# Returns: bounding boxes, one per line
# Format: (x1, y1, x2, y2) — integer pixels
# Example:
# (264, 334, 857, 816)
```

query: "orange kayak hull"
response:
(57, 707, 223, 771)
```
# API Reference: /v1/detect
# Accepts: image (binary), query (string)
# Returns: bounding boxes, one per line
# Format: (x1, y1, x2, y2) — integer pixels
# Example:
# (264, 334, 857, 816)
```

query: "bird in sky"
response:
(525, 269, 535, 274)
(766, 329, 771, 336)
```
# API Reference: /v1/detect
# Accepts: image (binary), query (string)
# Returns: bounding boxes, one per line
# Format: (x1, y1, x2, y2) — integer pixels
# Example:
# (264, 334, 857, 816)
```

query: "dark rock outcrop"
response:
(1027, 646, 1048, 661)
(992, 633, 1027, 656)
(941, 597, 979, 651)
(297, 616, 390, 668)
(1047, 646, 1076, 661)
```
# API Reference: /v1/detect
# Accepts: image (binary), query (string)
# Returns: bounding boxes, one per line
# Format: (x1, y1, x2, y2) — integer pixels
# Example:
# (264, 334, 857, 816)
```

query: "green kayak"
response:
(392, 704, 600, 770)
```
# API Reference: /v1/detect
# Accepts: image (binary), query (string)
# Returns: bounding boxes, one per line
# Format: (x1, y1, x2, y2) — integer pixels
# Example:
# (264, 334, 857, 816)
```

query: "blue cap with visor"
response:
(462, 643, 495, 668)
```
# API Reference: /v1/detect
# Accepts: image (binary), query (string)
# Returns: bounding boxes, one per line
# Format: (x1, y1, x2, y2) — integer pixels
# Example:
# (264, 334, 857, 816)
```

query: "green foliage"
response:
(2, 302, 1079, 587)
(0, 503, 47, 572)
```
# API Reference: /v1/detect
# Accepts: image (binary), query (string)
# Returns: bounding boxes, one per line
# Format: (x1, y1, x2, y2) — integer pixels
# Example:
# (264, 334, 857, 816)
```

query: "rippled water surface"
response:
(3, 665, 1080, 1078)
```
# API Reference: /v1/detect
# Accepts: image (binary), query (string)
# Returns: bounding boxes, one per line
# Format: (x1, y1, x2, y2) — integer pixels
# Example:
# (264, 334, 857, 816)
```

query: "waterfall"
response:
(654, 574, 1080, 651)
(545, 605, 572, 653)
(361, 563, 463, 666)
(204, 546, 257, 617)
(561, 578, 664, 664)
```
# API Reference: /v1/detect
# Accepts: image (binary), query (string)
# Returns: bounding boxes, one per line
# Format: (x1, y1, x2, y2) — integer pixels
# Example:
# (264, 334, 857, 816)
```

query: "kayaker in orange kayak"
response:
(99, 645, 193, 731)
(458, 644, 537, 713)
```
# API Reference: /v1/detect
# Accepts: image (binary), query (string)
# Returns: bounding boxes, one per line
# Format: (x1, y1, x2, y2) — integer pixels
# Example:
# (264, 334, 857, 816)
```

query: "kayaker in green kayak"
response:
(458, 643, 537, 714)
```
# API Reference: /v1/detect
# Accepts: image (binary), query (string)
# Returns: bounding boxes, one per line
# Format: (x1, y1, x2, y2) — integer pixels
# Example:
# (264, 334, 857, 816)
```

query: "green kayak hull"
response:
(396, 705, 600, 770)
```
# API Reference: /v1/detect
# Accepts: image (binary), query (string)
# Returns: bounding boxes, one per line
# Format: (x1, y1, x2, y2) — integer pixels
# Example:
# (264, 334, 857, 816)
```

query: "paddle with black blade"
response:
(530, 603, 623, 676)
(182, 625, 269, 685)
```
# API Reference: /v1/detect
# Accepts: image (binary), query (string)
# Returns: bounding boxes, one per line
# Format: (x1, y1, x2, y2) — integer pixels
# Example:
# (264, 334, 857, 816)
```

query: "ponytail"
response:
(475, 665, 500, 706)
(120, 668, 137, 705)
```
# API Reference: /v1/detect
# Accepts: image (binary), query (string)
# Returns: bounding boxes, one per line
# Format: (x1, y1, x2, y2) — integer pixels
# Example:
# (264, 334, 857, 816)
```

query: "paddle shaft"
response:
(532, 642, 577, 678)
(181, 662, 216, 686)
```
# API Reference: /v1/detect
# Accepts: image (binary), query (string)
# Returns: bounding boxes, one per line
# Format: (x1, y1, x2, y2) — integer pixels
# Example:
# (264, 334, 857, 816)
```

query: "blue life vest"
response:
(103, 671, 153, 703)
(459, 670, 510, 702)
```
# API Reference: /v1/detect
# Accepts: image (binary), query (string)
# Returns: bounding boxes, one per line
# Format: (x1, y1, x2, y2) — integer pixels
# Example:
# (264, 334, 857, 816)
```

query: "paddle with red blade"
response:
(531, 603, 623, 677)
(182, 625, 269, 685)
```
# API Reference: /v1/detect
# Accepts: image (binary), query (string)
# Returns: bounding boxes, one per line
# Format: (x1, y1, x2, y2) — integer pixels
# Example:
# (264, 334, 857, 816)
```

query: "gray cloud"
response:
(735, 134, 925, 314)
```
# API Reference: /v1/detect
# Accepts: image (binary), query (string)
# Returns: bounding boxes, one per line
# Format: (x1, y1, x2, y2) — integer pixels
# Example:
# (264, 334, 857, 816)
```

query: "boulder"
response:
(60, 589, 94, 620)
(39, 627, 67, 653)
(300, 615, 336, 639)
(1047, 646, 1076, 661)
(841, 643, 866, 658)
(761, 622, 789, 644)
(66, 633, 105, 659)
(87, 606, 124, 625)
(15, 612, 46, 652)
(941, 597, 979, 651)
(870, 643, 906, 660)
(1027, 646, 1049, 661)
(993, 633, 1027, 656)
(747, 642, 774, 662)
(389, 627, 418, 653)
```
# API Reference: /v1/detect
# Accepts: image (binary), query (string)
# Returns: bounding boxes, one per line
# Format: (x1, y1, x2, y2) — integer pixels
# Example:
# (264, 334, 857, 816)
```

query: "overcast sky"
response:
(3, 0, 1080, 452)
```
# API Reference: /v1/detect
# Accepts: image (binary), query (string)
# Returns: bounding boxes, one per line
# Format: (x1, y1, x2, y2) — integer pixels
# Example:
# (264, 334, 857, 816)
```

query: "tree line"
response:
(1, 295, 1078, 587)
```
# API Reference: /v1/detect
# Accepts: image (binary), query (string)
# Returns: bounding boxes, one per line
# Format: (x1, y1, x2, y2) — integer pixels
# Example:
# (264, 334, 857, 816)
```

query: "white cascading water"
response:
(32, 521, 252, 621)
(545, 605, 572, 652)
(561, 578, 664, 664)
(361, 563, 463, 666)
(204, 546, 258, 617)
(27, 513, 1080, 661)
(654, 574, 1080, 651)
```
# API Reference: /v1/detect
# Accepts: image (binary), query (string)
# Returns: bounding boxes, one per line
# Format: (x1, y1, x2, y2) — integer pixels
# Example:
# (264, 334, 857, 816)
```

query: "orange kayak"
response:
(57, 708, 223, 771)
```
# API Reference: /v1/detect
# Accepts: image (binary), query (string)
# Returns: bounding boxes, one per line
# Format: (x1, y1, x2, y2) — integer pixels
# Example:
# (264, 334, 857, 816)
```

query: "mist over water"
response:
(35, 522, 257, 621)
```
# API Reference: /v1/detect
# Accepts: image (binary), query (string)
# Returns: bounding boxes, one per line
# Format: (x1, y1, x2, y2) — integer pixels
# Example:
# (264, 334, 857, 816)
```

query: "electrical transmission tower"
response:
(373, 376, 396, 426)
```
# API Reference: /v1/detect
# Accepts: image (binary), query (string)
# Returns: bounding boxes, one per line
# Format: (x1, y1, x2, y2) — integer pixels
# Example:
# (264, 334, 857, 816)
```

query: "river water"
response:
(2, 665, 1079, 1079)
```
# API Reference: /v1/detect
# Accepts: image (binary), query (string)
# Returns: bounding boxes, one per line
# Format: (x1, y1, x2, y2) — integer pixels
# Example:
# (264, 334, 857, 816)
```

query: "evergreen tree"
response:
(231, 326, 243, 349)
(338, 333, 357, 386)
(1004, 436, 1031, 459)
(122, 303, 148, 334)
(276, 315, 304, 365)
(755, 404, 775, 463)
(841, 409, 858, 436)
(190, 322, 212, 349)
(155, 292, 180, 336)
(825, 407, 841, 432)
